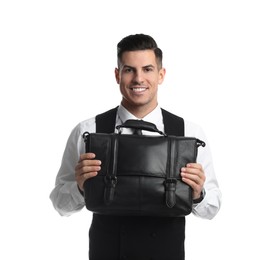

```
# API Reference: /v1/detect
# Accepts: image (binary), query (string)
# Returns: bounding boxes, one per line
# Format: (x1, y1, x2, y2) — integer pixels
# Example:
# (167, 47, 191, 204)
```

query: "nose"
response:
(133, 70, 144, 85)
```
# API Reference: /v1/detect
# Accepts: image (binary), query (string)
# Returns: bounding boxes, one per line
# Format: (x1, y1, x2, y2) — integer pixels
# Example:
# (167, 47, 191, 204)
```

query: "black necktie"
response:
(133, 128, 142, 135)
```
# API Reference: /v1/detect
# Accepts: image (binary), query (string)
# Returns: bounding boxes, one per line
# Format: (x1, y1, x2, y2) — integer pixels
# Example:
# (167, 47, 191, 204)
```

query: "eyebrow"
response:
(122, 64, 155, 70)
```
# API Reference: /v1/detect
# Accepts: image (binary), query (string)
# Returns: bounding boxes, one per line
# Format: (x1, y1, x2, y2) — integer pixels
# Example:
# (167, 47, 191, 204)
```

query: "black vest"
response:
(89, 107, 186, 260)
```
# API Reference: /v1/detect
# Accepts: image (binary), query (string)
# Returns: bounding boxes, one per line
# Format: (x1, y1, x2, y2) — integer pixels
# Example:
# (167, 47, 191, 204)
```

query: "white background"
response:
(0, 0, 265, 259)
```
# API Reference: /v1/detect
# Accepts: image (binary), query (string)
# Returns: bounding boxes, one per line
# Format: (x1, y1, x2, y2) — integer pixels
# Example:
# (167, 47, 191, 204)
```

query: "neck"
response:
(121, 102, 158, 119)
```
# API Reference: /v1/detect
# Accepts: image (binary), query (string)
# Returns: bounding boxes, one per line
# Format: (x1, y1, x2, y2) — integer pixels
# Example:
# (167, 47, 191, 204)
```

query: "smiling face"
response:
(115, 50, 166, 118)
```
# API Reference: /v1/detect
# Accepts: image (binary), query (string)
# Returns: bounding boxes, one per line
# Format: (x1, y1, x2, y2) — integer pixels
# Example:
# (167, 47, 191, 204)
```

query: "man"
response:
(50, 34, 222, 260)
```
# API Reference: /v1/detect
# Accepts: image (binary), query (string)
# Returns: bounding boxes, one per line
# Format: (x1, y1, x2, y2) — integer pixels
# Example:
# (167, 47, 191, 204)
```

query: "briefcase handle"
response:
(116, 119, 166, 136)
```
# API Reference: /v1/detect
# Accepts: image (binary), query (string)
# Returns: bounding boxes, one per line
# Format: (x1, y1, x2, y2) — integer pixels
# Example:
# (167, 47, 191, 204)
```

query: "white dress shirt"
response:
(50, 105, 222, 219)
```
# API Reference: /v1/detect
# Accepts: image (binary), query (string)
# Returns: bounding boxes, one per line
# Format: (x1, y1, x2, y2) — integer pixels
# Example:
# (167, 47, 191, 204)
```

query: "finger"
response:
(181, 168, 203, 180)
(181, 163, 204, 176)
(81, 165, 101, 174)
(181, 172, 201, 184)
(181, 176, 197, 188)
(83, 171, 98, 179)
(181, 176, 203, 195)
(75, 165, 101, 177)
(77, 171, 98, 181)
(75, 158, 101, 171)
(78, 153, 96, 162)
(181, 168, 205, 184)
(186, 163, 203, 170)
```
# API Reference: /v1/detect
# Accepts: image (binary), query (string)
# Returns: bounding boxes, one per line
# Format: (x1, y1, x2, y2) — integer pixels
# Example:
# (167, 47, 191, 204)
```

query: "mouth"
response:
(130, 86, 147, 93)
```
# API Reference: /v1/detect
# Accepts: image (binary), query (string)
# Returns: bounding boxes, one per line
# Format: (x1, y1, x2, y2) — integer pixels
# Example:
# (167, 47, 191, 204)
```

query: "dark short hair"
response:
(117, 34, 163, 69)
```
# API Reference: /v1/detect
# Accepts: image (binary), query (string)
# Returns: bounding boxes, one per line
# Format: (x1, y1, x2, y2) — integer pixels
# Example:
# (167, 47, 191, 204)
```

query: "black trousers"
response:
(89, 214, 185, 260)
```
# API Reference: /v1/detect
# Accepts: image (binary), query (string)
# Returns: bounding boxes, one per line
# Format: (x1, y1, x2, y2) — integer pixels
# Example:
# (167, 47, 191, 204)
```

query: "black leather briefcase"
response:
(82, 120, 205, 217)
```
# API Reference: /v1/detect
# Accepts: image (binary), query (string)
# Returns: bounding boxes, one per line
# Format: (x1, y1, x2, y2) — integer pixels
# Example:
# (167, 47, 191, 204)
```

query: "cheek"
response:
(119, 84, 127, 95)
(119, 75, 132, 87)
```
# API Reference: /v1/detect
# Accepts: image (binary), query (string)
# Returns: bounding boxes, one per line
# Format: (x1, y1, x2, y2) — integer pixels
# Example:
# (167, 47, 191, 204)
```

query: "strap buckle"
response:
(104, 176, 117, 187)
(165, 178, 177, 184)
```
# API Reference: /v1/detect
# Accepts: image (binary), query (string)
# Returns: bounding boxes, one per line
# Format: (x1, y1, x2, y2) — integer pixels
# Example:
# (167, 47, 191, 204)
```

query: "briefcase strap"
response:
(116, 119, 166, 136)
(104, 134, 119, 205)
(165, 139, 178, 208)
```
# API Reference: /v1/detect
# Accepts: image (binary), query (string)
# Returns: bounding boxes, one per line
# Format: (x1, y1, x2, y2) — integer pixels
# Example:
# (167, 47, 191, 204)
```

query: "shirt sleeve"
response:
(49, 118, 96, 216)
(185, 120, 222, 220)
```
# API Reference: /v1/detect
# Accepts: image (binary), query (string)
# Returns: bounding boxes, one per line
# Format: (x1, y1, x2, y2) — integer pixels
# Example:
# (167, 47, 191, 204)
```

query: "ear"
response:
(115, 68, 120, 84)
(158, 68, 166, 85)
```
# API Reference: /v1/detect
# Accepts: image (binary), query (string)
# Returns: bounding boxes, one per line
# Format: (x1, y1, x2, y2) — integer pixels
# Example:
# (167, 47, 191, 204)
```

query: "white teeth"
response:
(132, 87, 146, 92)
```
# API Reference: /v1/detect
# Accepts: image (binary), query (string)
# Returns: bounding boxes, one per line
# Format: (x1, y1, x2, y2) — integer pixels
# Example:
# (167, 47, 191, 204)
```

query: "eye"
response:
(122, 67, 133, 73)
(144, 66, 154, 72)
(125, 68, 132, 73)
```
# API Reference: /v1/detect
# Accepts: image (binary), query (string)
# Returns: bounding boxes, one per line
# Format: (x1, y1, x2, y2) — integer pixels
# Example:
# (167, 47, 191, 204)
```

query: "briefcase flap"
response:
(85, 133, 199, 178)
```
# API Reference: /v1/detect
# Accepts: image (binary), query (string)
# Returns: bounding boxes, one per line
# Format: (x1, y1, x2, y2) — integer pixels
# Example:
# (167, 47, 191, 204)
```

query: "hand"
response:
(181, 163, 206, 200)
(75, 153, 101, 191)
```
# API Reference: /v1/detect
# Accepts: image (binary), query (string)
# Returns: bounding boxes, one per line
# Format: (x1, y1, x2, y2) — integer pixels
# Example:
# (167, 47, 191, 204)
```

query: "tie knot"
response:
(133, 128, 142, 135)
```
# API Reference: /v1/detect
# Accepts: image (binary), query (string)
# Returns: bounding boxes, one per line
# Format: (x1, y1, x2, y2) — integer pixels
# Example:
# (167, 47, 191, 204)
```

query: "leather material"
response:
(83, 120, 205, 217)
(116, 119, 166, 135)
